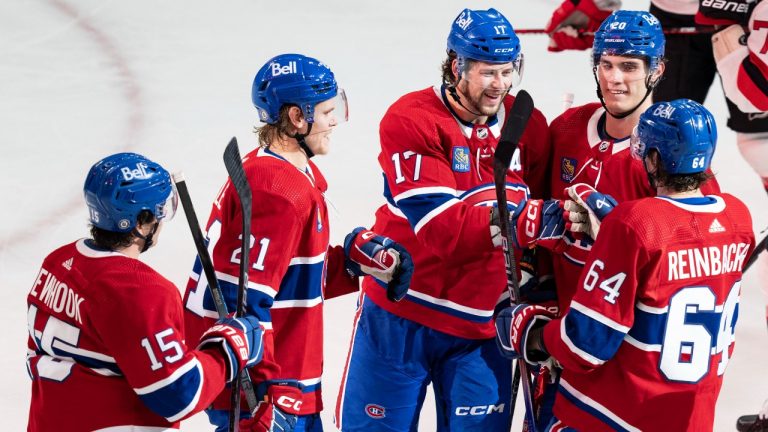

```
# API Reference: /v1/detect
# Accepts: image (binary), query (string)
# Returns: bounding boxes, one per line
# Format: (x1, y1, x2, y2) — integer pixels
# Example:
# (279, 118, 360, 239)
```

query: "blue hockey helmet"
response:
(447, 8, 521, 64)
(631, 99, 717, 174)
(84, 152, 177, 232)
(251, 53, 340, 124)
(592, 10, 665, 70)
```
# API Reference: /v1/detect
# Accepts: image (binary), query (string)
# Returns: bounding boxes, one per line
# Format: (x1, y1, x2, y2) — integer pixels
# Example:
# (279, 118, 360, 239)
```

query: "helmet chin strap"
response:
(132, 221, 159, 253)
(447, 78, 484, 118)
(593, 67, 657, 120)
(288, 123, 315, 159)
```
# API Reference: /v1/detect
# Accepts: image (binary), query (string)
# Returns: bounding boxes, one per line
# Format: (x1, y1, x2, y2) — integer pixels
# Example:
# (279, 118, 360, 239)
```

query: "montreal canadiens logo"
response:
(365, 404, 386, 419)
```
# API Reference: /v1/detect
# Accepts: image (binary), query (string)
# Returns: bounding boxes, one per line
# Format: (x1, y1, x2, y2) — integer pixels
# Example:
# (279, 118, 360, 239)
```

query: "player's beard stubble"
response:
(457, 79, 507, 117)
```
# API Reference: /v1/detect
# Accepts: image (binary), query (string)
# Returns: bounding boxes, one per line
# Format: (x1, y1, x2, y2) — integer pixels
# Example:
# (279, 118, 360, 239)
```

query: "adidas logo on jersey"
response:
(709, 218, 726, 233)
(62, 257, 73, 270)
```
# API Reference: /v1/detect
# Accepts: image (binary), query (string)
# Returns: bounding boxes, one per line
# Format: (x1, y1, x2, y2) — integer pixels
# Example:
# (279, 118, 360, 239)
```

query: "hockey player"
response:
(26, 152, 264, 431)
(496, 99, 756, 432)
(548, 10, 722, 312)
(182, 53, 413, 432)
(334, 8, 558, 431)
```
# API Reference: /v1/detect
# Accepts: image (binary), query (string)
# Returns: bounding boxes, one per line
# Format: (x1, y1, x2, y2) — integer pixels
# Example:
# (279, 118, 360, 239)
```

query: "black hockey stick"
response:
(493, 89, 538, 432)
(172, 170, 260, 419)
(744, 230, 768, 273)
(223, 137, 254, 432)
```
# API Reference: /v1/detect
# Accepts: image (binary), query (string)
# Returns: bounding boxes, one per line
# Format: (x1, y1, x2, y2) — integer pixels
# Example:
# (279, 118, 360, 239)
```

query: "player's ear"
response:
(648, 61, 665, 86)
(287, 106, 306, 131)
(451, 58, 461, 82)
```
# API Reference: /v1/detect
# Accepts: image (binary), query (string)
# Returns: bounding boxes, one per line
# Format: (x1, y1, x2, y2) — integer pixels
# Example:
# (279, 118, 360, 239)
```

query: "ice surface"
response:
(1, 1, 765, 430)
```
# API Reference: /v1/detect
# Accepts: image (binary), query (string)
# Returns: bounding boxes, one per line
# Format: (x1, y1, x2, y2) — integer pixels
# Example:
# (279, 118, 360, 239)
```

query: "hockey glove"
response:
(344, 227, 414, 302)
(563, 183, 617, 240)
(198, 315, 264, 383)
(507, 199, 567, 250)
(519, 249, 559, 313)
(495, 304, 555, 365)
(545, 0, 620, 52)
(697, 0, 755, 26)
(240, 380, 303, 432)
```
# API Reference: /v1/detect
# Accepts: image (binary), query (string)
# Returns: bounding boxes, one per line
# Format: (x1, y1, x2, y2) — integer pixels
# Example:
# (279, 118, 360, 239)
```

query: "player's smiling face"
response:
(459, 61, 515, 116)
(596, 55, 650, 112)
(304, 98, 338, 156)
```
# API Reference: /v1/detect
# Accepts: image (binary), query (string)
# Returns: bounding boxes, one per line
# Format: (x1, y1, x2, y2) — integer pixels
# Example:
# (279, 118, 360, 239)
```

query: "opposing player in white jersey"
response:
(26, 152, 264, 431)
(496, 99, 755, 431)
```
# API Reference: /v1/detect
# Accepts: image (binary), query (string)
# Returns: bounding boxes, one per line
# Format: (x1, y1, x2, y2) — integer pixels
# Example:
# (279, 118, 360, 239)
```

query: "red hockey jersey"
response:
(548, 103, 721, 311)
(542, 194, 754, 432)
(183, 147, 357, 415)
(363, 85, 551, 339)
(27, 240, 229, 431)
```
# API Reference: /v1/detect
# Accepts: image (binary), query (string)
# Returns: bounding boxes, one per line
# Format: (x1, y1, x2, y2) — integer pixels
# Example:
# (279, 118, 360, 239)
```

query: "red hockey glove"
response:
(344, 227, 414, 302)
(508, 199, 567, 251)
(198, 315, 263, 382)
(240, 381, 303, 432)
(545, 0, 620, 52)
(495, 304, 555, 365)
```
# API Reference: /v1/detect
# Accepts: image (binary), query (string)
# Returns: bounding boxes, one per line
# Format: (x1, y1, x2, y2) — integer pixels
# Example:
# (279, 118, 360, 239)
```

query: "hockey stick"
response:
(223, 137, 253, 432)
(514, 26, 716, 35)
(744, 230, 768, 273)
(172, 170, 260, 419)
(493, 89, 538, 432)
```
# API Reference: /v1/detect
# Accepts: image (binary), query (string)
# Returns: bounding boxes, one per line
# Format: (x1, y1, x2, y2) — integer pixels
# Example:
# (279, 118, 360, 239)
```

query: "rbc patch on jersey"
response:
(452, 146, 470, 172)
(316, 208, 323, 232)
(561, 157, 577, 182)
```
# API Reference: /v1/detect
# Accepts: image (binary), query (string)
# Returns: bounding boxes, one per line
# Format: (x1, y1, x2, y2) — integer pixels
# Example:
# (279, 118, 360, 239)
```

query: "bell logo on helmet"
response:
(653, 104, 676, 119)
(121, 162, 151, 181)
(270, 60, 297, 77)
(455, 11, 473, 31)
(642, 14, 660, 26)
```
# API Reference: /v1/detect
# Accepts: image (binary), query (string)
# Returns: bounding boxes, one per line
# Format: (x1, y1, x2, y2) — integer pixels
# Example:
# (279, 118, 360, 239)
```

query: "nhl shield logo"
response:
(561, 157, 577, 182)
(452, 146, 470, 172)
(476, 127, 488, 139)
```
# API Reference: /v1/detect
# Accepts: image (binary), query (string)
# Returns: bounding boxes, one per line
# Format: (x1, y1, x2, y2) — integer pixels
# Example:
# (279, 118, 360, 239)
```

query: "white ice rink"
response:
(2, 1, 766, 430)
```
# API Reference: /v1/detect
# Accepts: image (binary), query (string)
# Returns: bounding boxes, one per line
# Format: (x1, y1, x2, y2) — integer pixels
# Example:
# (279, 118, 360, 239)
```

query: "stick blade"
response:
(495, 90, 534, 169)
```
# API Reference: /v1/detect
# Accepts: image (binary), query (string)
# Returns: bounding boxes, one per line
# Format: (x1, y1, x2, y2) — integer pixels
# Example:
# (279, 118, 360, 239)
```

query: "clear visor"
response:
(461, 53, 525, 92)
(306, 88, 348, 136)
(629, 125, 645, 161)
(156, 183, 178, 222)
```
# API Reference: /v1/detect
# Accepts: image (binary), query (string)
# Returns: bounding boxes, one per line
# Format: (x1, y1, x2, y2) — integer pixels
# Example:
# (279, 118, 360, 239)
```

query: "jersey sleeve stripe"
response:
(272, 297, 322, 309)
(570, 301, 631, 333)
(276, 260, 324, 301)
(135, 359, 203, 422)
(558, 378, 642, 432)
(288, 252, 326, 266)
(563, 305, 628, 362)
(412, 199, 460, 234)
(216, 271, 277, 298)
(393, 186, 458, 202)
